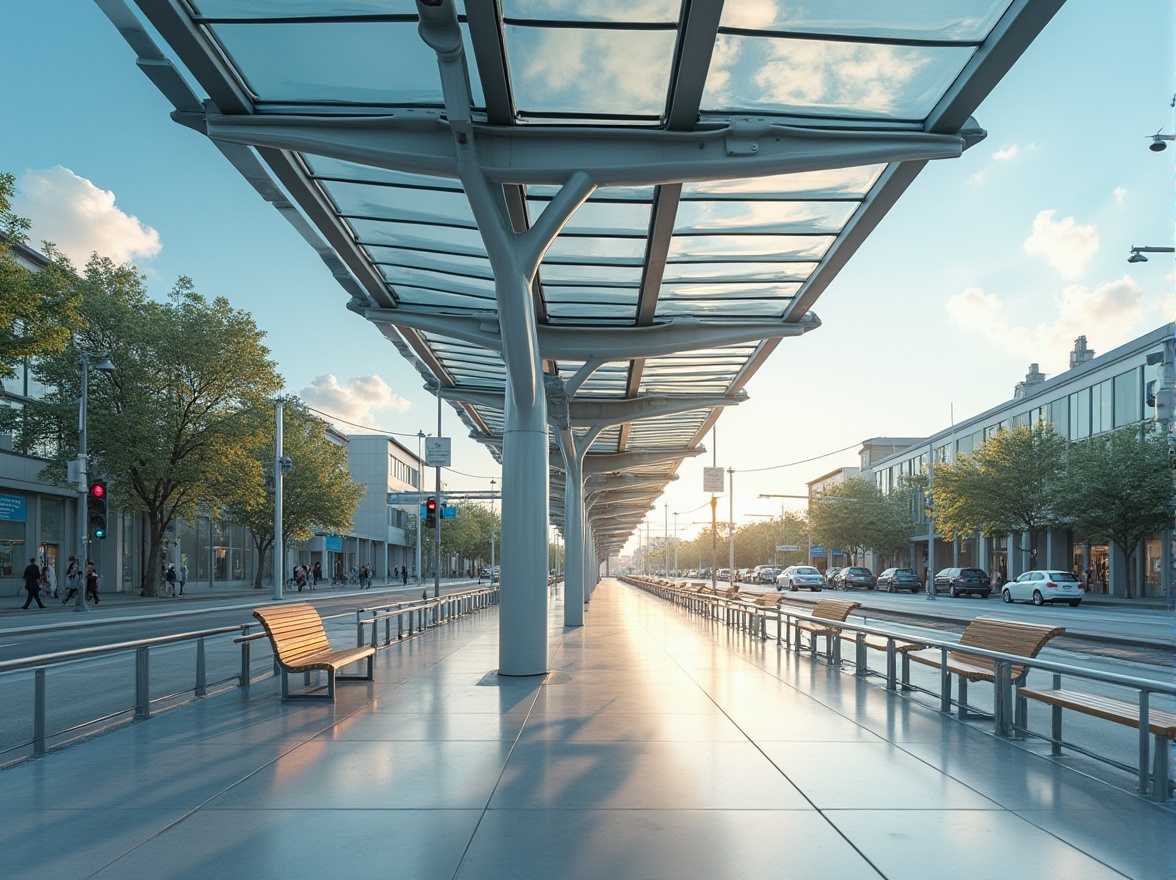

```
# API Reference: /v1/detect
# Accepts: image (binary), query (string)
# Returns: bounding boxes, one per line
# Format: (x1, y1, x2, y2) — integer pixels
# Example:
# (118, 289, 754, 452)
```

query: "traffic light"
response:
(88, 479, 108, 539)
(425, 496, 438, 529)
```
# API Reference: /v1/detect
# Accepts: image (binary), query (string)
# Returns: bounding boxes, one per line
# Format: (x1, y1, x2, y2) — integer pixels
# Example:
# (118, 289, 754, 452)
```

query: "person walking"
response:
(44, 561, 58, 599)
(63, 556, 82, 604)
(312, 561, 321, 588)
(165, 563, 177, 598)
(85, 561, 100, 604)
(21, 558, 44, 609)
(178, 563, 187, 597)
(402, 565, 408, 586)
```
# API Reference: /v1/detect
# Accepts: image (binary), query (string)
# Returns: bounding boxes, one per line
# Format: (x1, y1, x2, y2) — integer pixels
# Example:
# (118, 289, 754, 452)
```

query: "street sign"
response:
(425, 437, 451, 467)
(810, 545, 827, 557)
(389, 491, 431, 504)
(441, 506, 457, 519)
(702, 467, 725, 493)
(776, 544, 800, 552)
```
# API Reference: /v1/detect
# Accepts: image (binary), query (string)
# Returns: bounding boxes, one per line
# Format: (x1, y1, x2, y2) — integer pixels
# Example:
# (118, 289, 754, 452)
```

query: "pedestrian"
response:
(179, 563, 187, 597)
(312, 561, 322, 588)
(401, 565, 408, 586)
(44, 561, 58, 599)
(335, 559, 344, 587)
(165, 563, 177, 597)
(295, 564, 306, 592)
(64, 556, 82, 604)
(85, 561, 100, 604)
(21, 558, 44, 609)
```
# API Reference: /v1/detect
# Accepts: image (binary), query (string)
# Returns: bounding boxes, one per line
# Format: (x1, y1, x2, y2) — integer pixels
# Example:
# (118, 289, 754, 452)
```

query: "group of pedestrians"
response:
(293, 561, 320, 592)
(163, 563, 188, 597)
(20, 556, 100, 609)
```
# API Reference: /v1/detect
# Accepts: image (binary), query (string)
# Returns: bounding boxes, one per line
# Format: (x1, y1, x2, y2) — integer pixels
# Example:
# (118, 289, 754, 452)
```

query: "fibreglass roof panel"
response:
(504, 25, 676, 119)
(305, 156, 463, 192)
(556, 362, 630, 397)
(717, 1, 1011, 41)
(539, 264, 645, 286)
(544, 236, 647, 262)
(191, 1, 428, 16)
(667, 235, 834, 261)
(655, 300, 792, 319)
(529, 199, 654, 235)
(376, 267, 496, 297)
(207, 22, 486, 106)
(501, 0, 682, 25)
(324, 181, 477, 226)
(367, 248, 492, 278)
(349, 220, 488, 256)
(681, 166, 884, 199)
(659, 282, 802, 301)
(545, 304, 641, 323)
(392, 286, 495, 309)
(702, 35, 975, 120)
(528, 185, 657, 202)
(673, 200, 858, 234)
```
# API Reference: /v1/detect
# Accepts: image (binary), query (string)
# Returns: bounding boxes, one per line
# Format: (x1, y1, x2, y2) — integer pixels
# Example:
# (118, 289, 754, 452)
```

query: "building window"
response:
(0, 518, 25, 577)
(1049, 398, 1068, 437)
(1090, 378, 1112, 435)
(1070, 389, 1090, 440)
(1113, 368, 1140, 427)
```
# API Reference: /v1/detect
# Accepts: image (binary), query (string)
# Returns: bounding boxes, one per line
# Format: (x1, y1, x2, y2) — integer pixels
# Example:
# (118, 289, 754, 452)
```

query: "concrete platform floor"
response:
(1, 578, 1171, 879)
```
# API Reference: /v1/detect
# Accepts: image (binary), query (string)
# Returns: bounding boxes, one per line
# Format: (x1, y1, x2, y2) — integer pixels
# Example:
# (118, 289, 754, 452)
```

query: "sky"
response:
(2, 1, 1173, 557)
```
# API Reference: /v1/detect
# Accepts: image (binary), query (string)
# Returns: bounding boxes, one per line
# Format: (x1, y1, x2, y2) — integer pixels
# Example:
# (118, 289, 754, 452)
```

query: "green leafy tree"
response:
(932, 424, 1066, 564)
(810, 476, 914, 567)
(4, 261, 282, 595)
(1054, 426, 1173, 598)
(219, 399, 365, 587)
(0, 171, 83, 380)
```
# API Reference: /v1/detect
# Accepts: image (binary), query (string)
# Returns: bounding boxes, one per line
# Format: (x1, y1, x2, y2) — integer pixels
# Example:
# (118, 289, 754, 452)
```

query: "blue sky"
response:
(2, 1, 1173, 553)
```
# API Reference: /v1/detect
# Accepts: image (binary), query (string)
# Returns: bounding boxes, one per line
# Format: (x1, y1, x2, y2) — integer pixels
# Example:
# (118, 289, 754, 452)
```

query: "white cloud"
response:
(968, 170, 987, 186)
(14, 166, 161, 267)
(299, 375, 411, 427)
(946, 275, 1156, 372)
(992, 144, 1020, 161)
(1113, 186, 1127, 205)
(1022, 209, 1099, 278)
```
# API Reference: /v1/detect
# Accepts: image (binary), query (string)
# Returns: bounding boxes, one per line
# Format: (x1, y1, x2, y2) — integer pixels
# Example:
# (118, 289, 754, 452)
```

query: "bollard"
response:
(135, 646, 150, 720)
(196, 637, 207, 698)
(33, 668, 46, 757)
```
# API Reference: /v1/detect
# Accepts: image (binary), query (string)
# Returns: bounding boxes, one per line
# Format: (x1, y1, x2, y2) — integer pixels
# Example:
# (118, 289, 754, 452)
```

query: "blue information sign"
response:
(441, 506, 457, 519)
(810, 545, 827, 557)
(0, 494, 26, 523)
(324, 535, 343, 552)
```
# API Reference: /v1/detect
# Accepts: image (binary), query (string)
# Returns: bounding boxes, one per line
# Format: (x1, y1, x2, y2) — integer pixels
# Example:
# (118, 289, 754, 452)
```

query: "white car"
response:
(1001, 570, 1085, 607)
(776, 565, 824, 592)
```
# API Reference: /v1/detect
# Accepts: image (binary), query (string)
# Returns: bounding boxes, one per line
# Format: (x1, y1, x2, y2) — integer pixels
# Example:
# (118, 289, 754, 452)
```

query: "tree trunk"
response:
(251, 532, 272, 589)
(141, 513, 167, 597)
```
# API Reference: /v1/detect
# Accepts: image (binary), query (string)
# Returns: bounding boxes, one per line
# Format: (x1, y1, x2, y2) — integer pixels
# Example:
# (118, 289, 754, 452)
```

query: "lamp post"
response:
(727, 468, 735, 585)
(416, 430, 425, 584)
(73, 352, 115, 613)
(272, 396, 292, 601)
(490, 478, 497, 578)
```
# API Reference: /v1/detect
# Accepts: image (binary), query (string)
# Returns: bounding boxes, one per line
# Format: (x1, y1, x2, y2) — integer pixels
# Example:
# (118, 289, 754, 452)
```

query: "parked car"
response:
(933, 567, 991, 598)
(823, 567, 842, 588)
(1002, 570, 1085, 607)
(839, 566, 877, 590)
(776, 565, 824, 592)
(876, 567, 922, 593)
(717, 568, 731, 582)
(752, 565, 777, 584)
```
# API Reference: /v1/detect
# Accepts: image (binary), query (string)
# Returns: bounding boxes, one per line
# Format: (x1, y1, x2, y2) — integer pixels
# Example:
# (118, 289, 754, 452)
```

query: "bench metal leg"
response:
(1152, 734, 1172, 802)
(885, 644, 896, 691)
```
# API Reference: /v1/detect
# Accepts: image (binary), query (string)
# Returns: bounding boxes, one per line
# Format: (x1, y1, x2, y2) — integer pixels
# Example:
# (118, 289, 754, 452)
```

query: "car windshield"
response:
(847, 568, 869, 575)
(961, 569, 986, 577)
(1048, 572, 1080, 582)
(796, 567, 819, 575)
(895, 569, 915, 576)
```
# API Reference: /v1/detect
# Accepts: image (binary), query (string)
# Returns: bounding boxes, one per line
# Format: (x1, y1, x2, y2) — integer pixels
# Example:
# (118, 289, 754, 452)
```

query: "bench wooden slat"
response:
(252, 603, 375, 701)
(907, 617, 1063, 682)
(1019, 688, 1176, 738)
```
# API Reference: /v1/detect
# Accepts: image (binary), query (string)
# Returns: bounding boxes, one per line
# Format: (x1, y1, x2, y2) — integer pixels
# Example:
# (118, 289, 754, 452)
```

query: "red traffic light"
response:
(89, 480, 106, 499)
(426, 497, 437, 511)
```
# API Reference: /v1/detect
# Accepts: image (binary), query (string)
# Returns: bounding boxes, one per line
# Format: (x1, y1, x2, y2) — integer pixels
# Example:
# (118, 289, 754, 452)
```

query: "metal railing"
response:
(354, 586, 499, 649)
(625, 575, 1175, 802)
(1, 584, 501, 767)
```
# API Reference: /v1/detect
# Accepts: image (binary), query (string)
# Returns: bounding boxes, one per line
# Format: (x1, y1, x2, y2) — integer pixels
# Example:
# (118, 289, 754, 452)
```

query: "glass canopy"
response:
(99, 0, 1059, 549)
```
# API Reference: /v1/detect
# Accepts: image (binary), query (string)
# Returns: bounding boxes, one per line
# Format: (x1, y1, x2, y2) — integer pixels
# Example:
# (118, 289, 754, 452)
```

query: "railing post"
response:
(397, 604, 404, 640)
(993, 660, 1010, 736)
(938, 647, 951, 714)
(357, 610, 366, 647)
(1138, 689, 1151, 796)
(33, 668, 46, 757)
(196, 637, 207, 698)
(135, 646, 150, 720)
(240, 626, 252, 687)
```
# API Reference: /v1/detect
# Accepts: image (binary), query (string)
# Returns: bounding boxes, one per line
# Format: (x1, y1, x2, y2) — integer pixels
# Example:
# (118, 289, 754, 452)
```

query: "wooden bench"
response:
(1017, 686, 1176, 801)
(252, 603, 375, 701)
(791, 598, 861, 660)
(754, 591, 783, 607)
(907, 617, 1064, 720)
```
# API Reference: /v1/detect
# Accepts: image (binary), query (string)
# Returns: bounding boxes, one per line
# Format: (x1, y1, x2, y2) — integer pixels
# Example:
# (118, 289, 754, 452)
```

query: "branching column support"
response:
(418, 0, 596, 674)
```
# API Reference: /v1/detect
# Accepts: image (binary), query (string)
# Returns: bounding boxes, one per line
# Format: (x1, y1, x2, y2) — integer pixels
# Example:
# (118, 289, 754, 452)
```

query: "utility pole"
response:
(728, 468, 735, 585)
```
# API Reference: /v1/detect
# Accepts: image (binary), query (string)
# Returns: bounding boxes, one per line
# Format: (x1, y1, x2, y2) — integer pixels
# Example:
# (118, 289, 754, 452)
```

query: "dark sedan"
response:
(839, 566, 877, 590)
(933, 567, 991, 598)
(876, 567, 921, 593)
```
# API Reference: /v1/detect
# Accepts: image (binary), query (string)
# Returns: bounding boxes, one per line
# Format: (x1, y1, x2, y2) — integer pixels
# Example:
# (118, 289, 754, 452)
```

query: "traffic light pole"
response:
(73, 358, 91, 614)
(434, 389, 442, 598)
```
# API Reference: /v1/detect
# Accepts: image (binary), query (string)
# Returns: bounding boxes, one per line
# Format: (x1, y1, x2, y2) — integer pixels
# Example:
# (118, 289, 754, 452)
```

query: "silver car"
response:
(776, 565, 824, 592)
(1002, 570, 1085, 607)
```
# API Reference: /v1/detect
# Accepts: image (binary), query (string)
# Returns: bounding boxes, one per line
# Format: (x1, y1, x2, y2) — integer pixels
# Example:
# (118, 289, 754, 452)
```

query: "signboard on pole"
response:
(388, 491, 430, 505)
(810, 545, 827, 557)
(776, 544, 800, 552)
(702, 467, 725, 493)
(441, 506, 457, 519)
(424, 437, 451, 467)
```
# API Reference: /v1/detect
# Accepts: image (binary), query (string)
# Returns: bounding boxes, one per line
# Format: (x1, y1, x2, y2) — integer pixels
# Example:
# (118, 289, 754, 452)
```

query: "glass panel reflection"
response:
(662, 262, 817, 283)
(718, 1, 1010, 41)
(668, 235, 833, 261)
(505, 25, 674, 117)
(703, 35, 974, 120)
(305, 156, 463, 191)
(502, 0, 682, 24)
(681, 166, 883, 198)
(351, 220, 487, 256)
(674, 200, 856, 233)
(324, 181, 476, 225)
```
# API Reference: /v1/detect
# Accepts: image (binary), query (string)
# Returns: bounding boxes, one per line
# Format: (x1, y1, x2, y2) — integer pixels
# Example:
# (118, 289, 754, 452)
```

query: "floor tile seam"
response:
(981, 809, 1138, 879)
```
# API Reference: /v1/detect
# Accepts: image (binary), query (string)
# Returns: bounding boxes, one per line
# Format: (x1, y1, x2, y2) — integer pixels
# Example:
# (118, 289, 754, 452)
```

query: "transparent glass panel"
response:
(209, 22, 485, 106)
(305, 156, 463, 191)
(545, 236, 647, 262)
(659, 282, 802, 301)
(662, 262, 818, 283)
(505, 25, 675, 117)
(674, 199, 855, 234)
(539, 263, 645, 285)
(324, 181, 476, 225)
(369, 248, 492, 278)
(528, 185, 656, 201)
(392, 285, 496, 308)
(703, 35, 974, 120)
(543, 286, 640, 308)
(655, 300, 788, 318)
(718, 1, 1011, 41)
(546, 303, 641, 321)
(681, 166, 883, 198)
(1113, 369, 1139, 428)
(194, 1, 424, 16)
(502, 0, 682, 24)
(351, 220, 487, 256)
(380, 267, 495, 296)
(530, 199, 653, 234)
(668, 234, 834, 260)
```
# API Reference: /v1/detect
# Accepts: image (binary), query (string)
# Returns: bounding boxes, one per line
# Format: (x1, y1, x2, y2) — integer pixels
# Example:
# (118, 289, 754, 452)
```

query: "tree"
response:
(0, 171, 84, 380)
(219, 399, 365, 587)
(932, 424, 1065, 565)
(5, 261, 282, 595)
(1054, 426, 1173, 598)
(810, 476, 915, 566)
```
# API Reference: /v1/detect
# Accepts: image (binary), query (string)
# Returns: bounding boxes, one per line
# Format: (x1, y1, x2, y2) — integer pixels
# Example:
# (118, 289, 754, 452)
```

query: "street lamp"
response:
(1127, 245, 1174, 263)
(490, 477, 497, 579)
(416, 430, 425, 584)
(73, 352, 115, 613)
